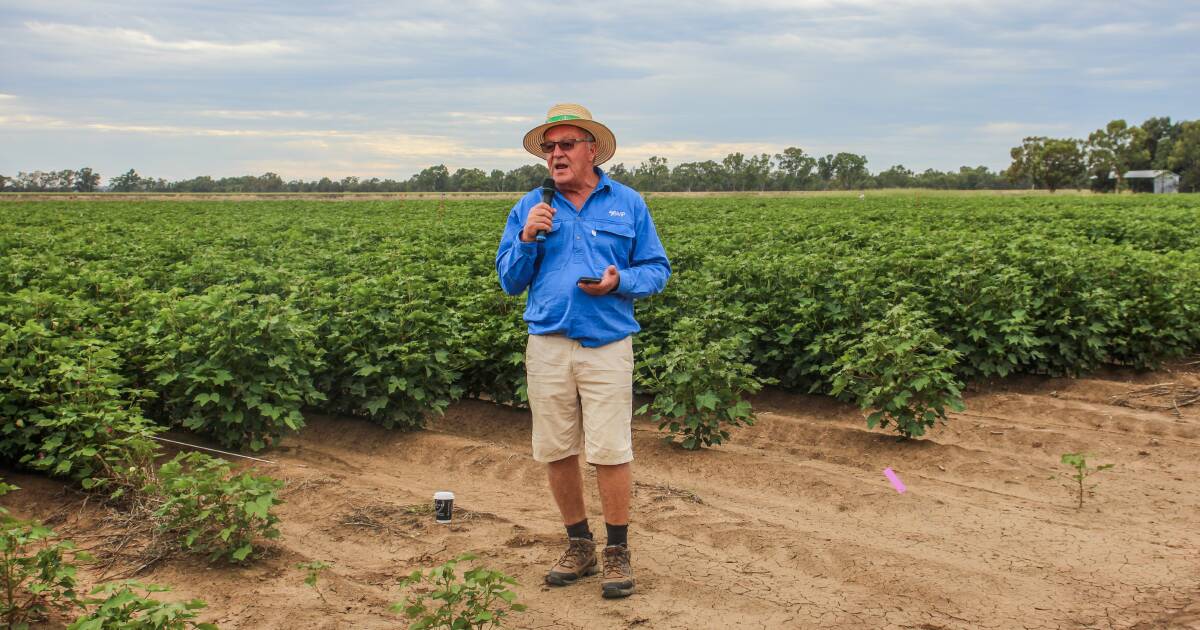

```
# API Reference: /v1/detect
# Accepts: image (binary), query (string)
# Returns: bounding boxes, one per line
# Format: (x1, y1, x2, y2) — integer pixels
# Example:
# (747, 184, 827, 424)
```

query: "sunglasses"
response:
(539, 138, 593, 153)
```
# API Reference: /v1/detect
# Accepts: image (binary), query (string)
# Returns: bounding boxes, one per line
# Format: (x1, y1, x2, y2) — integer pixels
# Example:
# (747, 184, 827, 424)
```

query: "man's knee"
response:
(547, 453, 580, 466)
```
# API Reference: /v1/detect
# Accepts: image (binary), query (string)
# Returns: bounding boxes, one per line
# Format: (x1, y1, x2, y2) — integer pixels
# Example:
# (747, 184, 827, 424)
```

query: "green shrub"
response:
(313, 275, 462, 429)
(636, 280, 769, 450)
(923, 257, 1045, 379)
(0, 291, 160, 496)
(446, 273, 529, 407)
(830, 302, 966, 438)
(69, 581, 216, 630)
(1, 481, 90, 629)
(150, 452, 282, 563)
(138, 286, 325, 450)
(392, 554, 526, 630)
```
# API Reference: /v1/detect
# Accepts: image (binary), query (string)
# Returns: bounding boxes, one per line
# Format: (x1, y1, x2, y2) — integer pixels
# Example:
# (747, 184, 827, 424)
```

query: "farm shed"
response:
(1123, 170, 1180, 193)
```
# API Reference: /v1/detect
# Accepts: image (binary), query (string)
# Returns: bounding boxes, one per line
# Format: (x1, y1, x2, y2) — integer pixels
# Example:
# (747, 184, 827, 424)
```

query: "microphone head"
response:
(541, 177, 555, 192)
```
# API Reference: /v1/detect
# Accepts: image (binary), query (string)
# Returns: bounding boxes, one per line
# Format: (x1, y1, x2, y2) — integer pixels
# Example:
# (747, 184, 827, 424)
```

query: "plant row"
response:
(1, 195, 1197, 456)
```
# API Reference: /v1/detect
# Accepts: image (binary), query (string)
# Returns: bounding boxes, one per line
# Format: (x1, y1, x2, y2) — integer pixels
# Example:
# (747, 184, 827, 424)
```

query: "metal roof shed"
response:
(1123, 170, 1180, 193)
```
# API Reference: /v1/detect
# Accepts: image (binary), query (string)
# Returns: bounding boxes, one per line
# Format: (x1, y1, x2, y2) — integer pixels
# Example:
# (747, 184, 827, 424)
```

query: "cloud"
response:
(747, 31, 940, 60)
(1099, 79, 1171, 91)
(0, 113, 69, 128)
(233, 158, 414, 179)
(24, 21, 291, 57)
(977, 122, 1075, 138)
(444, 112, 538, 125)
(0, 105, 525, 174)
(995, 21, 1149, 41)
(2, 113, 442, 148)
(198, 110, 315, 120)
(616, 141, 787, 165)
(2, 0, 1195, 179)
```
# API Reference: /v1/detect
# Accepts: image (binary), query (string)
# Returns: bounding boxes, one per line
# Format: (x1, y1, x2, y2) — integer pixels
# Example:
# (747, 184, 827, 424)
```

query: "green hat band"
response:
(545, 114, 582, 123)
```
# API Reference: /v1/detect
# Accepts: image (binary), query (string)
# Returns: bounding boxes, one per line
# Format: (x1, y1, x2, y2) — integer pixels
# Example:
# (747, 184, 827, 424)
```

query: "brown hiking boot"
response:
(545, 537, 597, 586)
(601, 544, 635, 598)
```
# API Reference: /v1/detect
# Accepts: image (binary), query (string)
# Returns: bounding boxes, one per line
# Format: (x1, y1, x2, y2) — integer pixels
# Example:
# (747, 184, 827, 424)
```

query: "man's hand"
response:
(520, 202, 555, 242)
(579, 265, 620, 296)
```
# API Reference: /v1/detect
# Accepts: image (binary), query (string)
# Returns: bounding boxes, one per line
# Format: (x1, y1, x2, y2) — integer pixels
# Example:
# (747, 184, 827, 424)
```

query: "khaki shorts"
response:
(525, 334, 634, 465)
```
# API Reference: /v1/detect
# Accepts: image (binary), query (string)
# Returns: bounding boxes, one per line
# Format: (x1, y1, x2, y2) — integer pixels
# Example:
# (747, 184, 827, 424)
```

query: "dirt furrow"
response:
(3, 367, 1199, 628)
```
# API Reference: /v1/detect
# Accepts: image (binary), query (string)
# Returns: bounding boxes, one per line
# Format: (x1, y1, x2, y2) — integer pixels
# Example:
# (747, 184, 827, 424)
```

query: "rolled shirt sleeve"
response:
(495, 196, 540, 296)
(613, 196, 671, 299)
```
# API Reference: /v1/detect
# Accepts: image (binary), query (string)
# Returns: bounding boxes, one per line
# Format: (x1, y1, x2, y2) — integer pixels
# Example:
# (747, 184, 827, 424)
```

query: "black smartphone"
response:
(578, 276, 602, 284)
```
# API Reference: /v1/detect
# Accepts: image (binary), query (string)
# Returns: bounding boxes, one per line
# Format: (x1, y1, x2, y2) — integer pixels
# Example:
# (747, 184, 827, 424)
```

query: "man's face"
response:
(544, 124, 597, 188)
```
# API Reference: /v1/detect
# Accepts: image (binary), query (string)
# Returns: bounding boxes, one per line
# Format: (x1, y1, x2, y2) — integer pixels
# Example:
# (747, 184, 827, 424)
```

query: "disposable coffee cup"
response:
(434, 491, 454, 524)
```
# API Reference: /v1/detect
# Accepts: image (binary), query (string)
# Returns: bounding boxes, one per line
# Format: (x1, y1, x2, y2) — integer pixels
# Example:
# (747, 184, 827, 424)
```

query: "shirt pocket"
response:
(590, 219, 635, 267)
(539, 219, 568, 271)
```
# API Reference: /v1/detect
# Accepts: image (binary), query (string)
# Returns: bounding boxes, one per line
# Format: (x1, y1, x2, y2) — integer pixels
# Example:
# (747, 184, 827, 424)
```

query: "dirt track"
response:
(5, 364, 1199, 629)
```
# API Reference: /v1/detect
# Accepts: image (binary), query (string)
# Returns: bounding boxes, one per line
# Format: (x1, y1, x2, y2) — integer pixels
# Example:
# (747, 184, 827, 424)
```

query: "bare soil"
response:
(4, 363, 1199, 629)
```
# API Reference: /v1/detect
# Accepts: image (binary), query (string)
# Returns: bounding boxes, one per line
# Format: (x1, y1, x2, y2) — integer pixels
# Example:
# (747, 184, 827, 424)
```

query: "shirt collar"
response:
(593, 166, 613, 192)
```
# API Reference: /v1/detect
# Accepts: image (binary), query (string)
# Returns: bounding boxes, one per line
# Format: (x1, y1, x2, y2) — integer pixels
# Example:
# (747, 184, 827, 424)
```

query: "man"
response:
(495, 103, 671, 599)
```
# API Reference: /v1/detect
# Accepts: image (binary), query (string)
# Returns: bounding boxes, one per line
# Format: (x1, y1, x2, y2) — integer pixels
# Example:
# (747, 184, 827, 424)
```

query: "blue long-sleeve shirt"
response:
(495, 167, 671, 347)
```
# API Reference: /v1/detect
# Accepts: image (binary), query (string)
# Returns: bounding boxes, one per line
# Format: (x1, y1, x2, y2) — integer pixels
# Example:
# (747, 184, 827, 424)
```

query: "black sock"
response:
(566, 519, 592, 540)
(605, 523, 628, 547)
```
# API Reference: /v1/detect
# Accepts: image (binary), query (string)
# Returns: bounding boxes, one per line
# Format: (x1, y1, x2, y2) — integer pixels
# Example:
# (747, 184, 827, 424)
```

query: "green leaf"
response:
(695, 391, 720, 411)
(212, 369, 234, 385)
(365, 397, 389, 415)
(231, 544, 253, 562)
(355, 364, 382, 377)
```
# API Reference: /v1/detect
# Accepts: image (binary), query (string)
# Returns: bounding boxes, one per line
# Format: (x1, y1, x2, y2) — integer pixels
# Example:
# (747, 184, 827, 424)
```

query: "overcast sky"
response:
(1, 0, 1197, 182)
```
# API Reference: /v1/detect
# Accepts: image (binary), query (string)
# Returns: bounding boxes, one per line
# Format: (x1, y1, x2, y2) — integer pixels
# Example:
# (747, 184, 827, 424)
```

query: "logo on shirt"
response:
(608, 210, 626, 217)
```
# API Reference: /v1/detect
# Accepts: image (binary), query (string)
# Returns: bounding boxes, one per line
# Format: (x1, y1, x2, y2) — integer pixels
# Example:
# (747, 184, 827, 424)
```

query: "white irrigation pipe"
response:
(150, 435, 278, 465)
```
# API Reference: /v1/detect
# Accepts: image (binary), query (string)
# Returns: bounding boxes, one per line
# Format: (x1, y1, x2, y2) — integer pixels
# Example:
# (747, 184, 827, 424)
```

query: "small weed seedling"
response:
(68, 580, 215, 630)
(297, 561, 332, 604)
(392, 553, 526, 629)
(1057, 452, 1114, 509)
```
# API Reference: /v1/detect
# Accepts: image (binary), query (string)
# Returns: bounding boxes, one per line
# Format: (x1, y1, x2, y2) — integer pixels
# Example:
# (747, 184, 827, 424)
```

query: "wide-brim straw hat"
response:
(522, 103, 616, 165)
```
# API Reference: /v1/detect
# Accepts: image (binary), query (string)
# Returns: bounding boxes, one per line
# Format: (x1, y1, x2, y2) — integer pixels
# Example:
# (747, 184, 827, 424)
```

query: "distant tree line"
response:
(1007, 116, 1199, 193)
(0, 153, 1017, 194)
(0, 168, 102, 192)
(3, 118, 1196, 193)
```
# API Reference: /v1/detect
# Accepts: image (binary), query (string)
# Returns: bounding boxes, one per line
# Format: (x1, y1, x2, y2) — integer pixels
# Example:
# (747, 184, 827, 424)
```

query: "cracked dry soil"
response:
(3, 363, 1199, 629)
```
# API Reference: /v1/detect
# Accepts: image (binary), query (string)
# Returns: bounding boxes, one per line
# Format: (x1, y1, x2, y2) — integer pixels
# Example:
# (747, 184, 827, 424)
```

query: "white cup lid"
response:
(434, 491, 455, 500)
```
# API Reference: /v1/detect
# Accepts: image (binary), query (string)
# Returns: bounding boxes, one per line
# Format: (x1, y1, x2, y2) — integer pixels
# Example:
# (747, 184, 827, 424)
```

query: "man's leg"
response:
(594, 462, 635, 598)
(527, 334, 587, 524)
(547, 454, 587, 526)
(575, 337, 637, 598)
(528, 335, 597, 587)
(594, 462, 631, 527)
(544, 453, 598, 586)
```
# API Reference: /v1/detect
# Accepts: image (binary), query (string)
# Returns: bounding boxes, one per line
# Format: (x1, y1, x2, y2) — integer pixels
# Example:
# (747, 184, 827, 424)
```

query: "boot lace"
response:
(603, 545, 630, 579)
(558, 539, 592, 569)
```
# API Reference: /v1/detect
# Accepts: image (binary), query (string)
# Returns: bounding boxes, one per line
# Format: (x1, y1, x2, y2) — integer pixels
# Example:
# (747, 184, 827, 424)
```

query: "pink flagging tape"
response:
(883, 467, 907, 494)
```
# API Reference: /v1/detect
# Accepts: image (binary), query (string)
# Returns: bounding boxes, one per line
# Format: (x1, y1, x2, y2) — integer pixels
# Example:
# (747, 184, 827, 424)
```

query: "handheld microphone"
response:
(536, 177, 555, 242)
